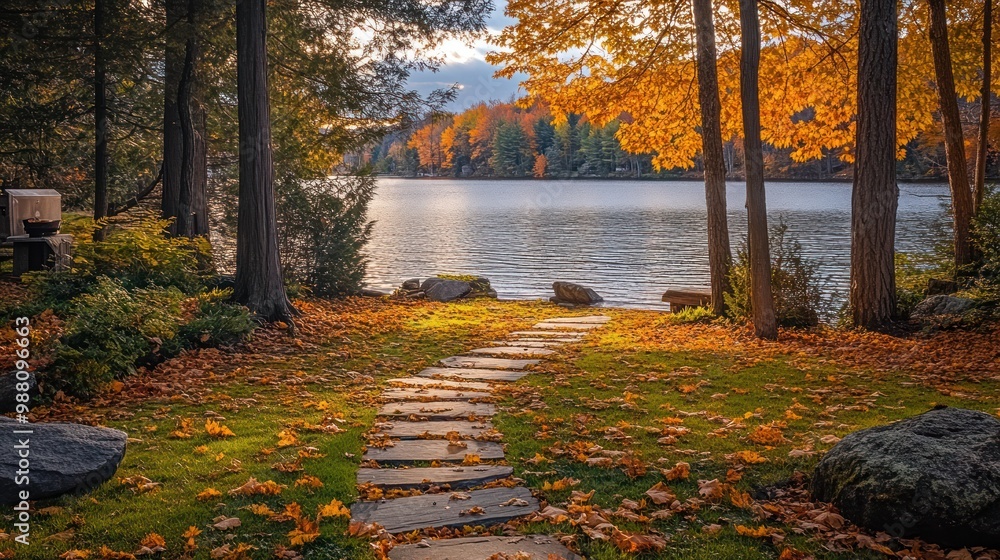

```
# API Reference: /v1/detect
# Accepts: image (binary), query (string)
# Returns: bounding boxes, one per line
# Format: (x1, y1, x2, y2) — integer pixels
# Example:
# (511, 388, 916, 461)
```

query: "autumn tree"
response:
(738, 0, 778, 339)
(928, 0, 974, 269)
(974, 0, 993, 215)
(692, 0, 732, 316)
(408, 119, 450, 175)
(850, 0, 898, 329)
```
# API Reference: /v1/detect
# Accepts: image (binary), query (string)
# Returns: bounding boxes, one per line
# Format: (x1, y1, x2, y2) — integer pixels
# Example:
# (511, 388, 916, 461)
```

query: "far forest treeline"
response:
(369, 100, 1000, 181)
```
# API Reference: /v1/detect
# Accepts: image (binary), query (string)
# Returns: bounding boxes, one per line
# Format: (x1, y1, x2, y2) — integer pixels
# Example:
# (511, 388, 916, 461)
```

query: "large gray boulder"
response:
(0, 418, 127, 504)
(911, 294, 974, 318)
(0, 371, 36, 413)
(423, 278, 472, 302)
(551, 281, 603, 305)
(811, 407, 1000, 548)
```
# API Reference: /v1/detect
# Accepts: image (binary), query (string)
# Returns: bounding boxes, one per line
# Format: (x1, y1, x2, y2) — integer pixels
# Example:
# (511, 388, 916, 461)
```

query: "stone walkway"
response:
(350, 315, 611, 559)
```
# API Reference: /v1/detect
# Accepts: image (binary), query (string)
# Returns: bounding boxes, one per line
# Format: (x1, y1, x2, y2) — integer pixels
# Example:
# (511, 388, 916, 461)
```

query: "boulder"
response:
(0, 417, 127, 504)
(911, 294, 974, 318)
(811, 407, 1000, 548)
(401, 278, 421, 290)
(0, 371, 36, 413)
(424, 279, 472, 302)
(551, 281, 603, 305)
(926, 278, 958, 296)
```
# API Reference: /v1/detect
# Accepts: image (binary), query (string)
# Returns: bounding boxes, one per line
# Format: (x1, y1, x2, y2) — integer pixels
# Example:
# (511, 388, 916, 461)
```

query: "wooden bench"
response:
(662, 288, 712, 312)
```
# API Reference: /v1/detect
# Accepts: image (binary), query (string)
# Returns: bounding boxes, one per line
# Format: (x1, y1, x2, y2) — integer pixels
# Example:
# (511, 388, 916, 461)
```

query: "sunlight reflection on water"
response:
(365, 178, 951, 309)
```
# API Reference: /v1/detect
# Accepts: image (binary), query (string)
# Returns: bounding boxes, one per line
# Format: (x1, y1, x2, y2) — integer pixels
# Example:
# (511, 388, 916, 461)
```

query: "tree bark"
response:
(93, 0, 109, 241)
(851, 0, 898, 329)
(974, 0, 992, 215)
(163, 0, 183, 234)
(165, 0, 208, 237)
(176, 0, 198, 237)
(234, 0, 296, 322)
(929, 0, 975, 270)
(693, 0, 733, 316)
(738, 0, 777, 339)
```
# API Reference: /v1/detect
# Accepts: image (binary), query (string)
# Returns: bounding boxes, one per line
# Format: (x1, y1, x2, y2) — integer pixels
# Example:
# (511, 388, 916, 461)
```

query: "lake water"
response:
(364, 178, 951, 309)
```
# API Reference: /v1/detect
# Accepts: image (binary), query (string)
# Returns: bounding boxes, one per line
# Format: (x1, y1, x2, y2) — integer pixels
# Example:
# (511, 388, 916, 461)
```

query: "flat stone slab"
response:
(440, 356, 539, 370)
(389, 535, 583, 560)
(510, 331, 586, 338)
(351, 486, 538, 534)
(382, 387, 493, 401)
(378, 401, 495, 420)
(357, 466, 513, 490)
(509, 336, 583, 343)
(363, 440, 505, 464)
(544, 316, 610, 324)
(468, 346, 556, 357)
(387, 377, 494, 391)
(533, 322, 602, 330)
(372, 420, 496, 440)
(418, 367, 529, 382)
(492, 340, 564, 347)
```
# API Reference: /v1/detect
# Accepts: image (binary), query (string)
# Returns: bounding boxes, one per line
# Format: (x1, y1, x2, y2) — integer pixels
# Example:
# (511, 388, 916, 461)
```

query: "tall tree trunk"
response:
(165, 0, 209, 237)
(851, 0, 898, 329)
(693, 0, 733, 316)
(176, 0, 198, 237)
(738, 0, 777, 339)
(974, 0, 992, 215)
(234, 0, 295, 322)
(163, 0, 183, 234)
(93, 0, 109, 241)
(929, 0, 975, 270)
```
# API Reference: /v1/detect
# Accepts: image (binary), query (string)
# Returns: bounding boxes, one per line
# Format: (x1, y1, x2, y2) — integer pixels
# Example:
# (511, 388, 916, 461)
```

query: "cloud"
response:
(403, 5, 524, 111)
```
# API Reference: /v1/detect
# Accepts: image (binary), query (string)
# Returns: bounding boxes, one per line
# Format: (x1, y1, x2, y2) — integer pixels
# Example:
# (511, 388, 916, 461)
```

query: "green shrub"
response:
(46, 278, 185, 397)
(726, 221, 823, 327)
(667, 306, 716, 324)
(277, 174, 374, 296)
(973, 185, 1000, 281)
(73, 213, 213, 292)
(179, 290, 255, 347)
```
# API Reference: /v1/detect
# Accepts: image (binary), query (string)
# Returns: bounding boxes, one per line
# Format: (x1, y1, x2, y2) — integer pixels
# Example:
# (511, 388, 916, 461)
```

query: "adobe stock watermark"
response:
(10, 317, 33, 546)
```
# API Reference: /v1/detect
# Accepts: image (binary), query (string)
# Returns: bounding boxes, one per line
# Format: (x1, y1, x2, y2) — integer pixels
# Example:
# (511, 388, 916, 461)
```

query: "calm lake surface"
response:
(364, 178, 951, 309)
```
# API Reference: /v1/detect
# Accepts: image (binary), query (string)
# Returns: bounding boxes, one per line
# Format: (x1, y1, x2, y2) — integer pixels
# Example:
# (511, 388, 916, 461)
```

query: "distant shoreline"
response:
(373, 175, 955, 184)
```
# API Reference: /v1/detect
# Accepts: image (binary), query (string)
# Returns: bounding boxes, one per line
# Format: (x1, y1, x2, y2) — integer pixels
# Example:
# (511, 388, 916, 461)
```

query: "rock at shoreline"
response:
(911, 294, 974, 318)
(811, 407, 1000, 548)
(551, 281, 604, 305)
(423, 278, 473, 302)
(0, 371, 36, 413)
(401, 278, 421, 290)
(0, 418, 127, 504)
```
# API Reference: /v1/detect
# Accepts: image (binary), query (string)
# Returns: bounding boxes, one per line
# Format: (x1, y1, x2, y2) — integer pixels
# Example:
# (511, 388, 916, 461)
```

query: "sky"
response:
(405, 5, 526, 112)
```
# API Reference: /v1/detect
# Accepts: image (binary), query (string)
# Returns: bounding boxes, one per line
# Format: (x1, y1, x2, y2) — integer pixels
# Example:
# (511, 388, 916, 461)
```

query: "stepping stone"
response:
(533, 322, 602, 330)
(382, 387, 493, 401)
(468, 346, 556, 357)
(545, 315, 610, 324)
(378, 401, 495, 420)
(389, 535, 584, 560)
(363, 440, 504, 464)
(387, 377, 494, 391)
(357, 465, 513, 490)
(492, 340, 563, 347)
(351, 486, 537, 534)
(372, 420, 495, 439)
(440, 356, 539, 370)
(510, 331, 586, 338)
(418, 367, 528, 382)
(509, 337, 582, 343)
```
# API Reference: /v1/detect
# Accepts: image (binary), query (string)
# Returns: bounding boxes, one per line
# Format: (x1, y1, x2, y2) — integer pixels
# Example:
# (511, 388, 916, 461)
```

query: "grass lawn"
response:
(2, 297, 998, 559)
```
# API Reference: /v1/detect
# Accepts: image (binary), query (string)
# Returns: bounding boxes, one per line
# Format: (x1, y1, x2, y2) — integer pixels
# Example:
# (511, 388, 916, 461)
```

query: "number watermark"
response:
(11, 317, 33, 545)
